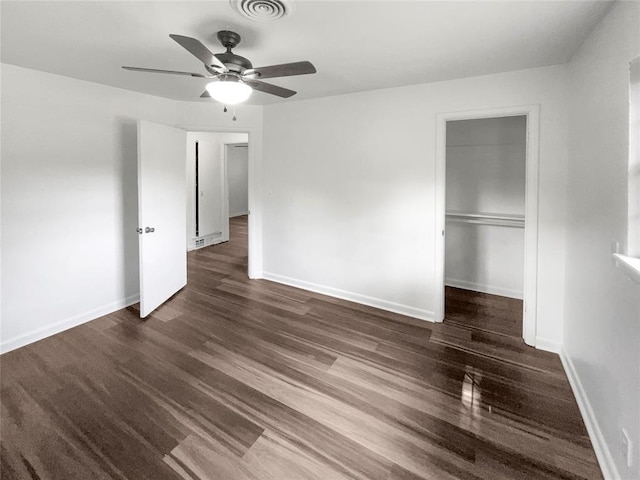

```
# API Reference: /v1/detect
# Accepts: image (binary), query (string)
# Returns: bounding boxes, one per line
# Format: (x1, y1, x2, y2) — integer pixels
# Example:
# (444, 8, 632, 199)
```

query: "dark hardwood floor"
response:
(1, 215, 602, 479)
(445, 286, 523, 339)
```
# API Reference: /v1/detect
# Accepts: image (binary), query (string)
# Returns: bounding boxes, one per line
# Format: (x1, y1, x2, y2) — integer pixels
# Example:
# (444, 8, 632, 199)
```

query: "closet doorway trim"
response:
(434, 104, 540, 348)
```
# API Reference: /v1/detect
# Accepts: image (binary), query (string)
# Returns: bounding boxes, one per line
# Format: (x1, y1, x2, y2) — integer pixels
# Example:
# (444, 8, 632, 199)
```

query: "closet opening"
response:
(435, 106, 540, 347)
(444, 116, 526, 337)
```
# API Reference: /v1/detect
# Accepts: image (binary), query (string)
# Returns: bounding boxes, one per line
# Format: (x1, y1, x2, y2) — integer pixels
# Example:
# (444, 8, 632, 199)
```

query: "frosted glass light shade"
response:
(206, 81, 252, 105)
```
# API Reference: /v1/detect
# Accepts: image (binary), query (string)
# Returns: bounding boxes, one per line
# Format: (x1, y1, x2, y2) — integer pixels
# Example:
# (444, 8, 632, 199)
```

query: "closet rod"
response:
(445, 211, 524, 228)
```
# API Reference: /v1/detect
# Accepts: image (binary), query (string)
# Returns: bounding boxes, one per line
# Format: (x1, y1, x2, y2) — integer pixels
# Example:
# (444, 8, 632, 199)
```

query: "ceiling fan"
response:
(122, 30, 316, 104)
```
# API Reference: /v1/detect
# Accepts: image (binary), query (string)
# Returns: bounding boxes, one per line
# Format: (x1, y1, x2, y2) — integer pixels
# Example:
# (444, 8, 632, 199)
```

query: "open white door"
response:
(137, 120, 187, 317)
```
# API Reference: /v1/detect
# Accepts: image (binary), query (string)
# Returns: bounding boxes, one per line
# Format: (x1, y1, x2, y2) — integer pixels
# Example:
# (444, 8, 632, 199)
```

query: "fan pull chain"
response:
(221, 104, 237, 121)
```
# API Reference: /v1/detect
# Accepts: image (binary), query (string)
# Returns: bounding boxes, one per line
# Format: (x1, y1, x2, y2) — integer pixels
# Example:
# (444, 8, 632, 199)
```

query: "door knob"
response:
(145, 227, 155, 233)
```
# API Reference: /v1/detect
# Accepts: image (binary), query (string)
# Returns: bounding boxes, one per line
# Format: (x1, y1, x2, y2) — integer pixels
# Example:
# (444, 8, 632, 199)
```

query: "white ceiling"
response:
(1, 1, 612, 105)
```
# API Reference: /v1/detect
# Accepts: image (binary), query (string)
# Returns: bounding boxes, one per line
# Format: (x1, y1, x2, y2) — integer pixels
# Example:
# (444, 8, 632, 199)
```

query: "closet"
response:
(445, 116, 526, 300)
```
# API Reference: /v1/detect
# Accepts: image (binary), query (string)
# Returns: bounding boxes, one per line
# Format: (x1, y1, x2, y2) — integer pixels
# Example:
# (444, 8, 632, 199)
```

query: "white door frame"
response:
(179, 125, 261, 280)
(434, 105, 540, 347)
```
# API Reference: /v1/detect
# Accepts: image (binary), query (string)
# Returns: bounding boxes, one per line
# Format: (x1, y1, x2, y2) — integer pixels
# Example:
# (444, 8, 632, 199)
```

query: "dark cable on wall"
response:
(195, 141, 200, 238)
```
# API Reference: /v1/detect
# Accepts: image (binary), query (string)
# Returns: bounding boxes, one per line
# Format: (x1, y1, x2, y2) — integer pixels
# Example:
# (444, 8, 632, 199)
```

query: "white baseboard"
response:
(0, 294, 140, 354)
(262, 272, 434, 322)
(230, 211, 249, 218)
(445, 278, 523, 299)
(560, 347, 617, 480)
(534, 336, 562, 353)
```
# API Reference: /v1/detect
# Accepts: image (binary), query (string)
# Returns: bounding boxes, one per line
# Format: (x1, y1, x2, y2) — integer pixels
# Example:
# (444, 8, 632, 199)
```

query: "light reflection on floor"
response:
(461, 369, 491, 416)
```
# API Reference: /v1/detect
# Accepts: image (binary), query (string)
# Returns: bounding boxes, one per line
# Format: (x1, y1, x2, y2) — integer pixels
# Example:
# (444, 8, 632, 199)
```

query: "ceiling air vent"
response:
(230, 0, 295, 22)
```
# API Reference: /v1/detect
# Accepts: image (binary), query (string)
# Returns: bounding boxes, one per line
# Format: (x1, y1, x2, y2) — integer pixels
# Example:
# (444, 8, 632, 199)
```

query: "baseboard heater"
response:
(193, 232, 222, 249)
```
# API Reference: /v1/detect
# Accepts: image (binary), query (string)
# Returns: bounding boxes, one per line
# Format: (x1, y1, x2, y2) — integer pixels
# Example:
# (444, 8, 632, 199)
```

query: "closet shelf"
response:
(445, 211, 524, 228)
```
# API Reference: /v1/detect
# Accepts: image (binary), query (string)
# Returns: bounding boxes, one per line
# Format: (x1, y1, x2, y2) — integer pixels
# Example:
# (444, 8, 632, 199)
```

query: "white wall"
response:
(630, 59, 640, 258)
(262, 64, 569, 346)
(186, 132, 247, 251)
(0, 64, 176, 351)
(445, 224, 525, 298)
(446, 117, 526, 215)
(227, 144, 249, 217)
(563, 2, 640, 479)
(0, 64, 263, 353)
(445, 116, 526, 298)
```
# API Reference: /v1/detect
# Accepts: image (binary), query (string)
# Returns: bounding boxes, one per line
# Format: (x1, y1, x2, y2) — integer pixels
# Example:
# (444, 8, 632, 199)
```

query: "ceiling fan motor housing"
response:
(203, 31, 253, 74)
(217, 30, 241, 49)
(213, 52, 253, 73)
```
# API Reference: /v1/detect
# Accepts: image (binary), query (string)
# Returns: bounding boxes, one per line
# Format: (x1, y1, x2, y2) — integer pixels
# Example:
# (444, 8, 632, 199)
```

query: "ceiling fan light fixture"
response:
(205, 80, 252, 104)
(124, 31, 314, 102)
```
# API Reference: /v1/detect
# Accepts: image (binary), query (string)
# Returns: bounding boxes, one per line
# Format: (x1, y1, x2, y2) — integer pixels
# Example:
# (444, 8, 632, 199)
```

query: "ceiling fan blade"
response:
(243, 79, 296, 98)
(122, 66, 209, 78)
(248, 61, 316, 79)
(169, 34, 228, 72)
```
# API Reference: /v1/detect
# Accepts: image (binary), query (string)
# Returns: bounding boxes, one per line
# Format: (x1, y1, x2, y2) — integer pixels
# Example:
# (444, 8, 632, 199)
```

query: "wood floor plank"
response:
(0, 215, 602, 479)
(165, 354, 399, 480)
(191, 342, 523, 480)
(240, 430, 354, 480)
(444, 286, 523, 338)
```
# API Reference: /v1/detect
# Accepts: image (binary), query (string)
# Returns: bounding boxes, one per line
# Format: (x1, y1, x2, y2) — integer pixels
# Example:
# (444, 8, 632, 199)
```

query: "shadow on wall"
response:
(118, 119, 140, 299)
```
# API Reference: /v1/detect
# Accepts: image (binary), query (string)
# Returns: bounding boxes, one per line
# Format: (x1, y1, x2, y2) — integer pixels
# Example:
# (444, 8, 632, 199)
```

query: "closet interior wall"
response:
(445, 116, 527, 299)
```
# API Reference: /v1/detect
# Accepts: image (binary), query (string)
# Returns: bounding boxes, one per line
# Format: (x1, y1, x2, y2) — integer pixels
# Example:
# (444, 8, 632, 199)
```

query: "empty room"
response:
(1, 1, 639, 479)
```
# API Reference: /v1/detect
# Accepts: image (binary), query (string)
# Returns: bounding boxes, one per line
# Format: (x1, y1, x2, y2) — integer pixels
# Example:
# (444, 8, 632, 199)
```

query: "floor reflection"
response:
(461, 369, 488, 416)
